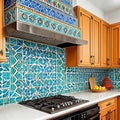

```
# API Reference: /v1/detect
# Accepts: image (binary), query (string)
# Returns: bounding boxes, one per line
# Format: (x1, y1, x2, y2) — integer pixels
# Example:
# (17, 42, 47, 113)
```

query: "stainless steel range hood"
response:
(5, 21, 87, 48)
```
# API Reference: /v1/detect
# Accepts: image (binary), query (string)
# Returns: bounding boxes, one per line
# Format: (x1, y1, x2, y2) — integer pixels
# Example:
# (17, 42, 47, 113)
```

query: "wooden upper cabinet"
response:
(111, 23, 120, 68)
(66, 6, 100, 67)
(0, 0, 6, 62)
(100, 21, 111, 68)
(77, 8, 91, 66)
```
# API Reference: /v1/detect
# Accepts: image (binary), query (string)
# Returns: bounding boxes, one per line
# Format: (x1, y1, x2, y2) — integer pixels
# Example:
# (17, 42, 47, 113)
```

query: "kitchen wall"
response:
(108, 69, 120, 89)
(1, 0, 120, 106)
(0, 37, 108, 105)
(106, 8, 120, 24)
(73, 0, 108, 22)
(74, 0, 120, 24)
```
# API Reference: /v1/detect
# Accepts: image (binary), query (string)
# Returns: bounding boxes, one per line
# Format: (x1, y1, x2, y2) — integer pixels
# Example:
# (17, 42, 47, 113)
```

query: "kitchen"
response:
(0, 0, 120, 120)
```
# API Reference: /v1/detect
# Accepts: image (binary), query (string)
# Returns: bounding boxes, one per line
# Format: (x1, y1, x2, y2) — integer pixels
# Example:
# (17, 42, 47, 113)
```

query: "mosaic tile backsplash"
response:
(1, 37, 120, 106)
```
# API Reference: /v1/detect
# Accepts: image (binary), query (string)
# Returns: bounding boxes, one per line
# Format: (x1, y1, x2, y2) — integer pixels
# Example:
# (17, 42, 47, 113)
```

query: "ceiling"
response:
(86, 0, 120, 13)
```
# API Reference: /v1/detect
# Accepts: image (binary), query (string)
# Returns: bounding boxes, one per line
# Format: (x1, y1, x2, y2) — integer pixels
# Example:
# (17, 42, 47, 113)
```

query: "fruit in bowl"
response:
(92, 85, 106, 92)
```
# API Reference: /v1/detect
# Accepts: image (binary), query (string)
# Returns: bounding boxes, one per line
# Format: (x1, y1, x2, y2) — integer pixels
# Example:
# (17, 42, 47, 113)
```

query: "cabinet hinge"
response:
(80, 12, 82, 16)
(0, 50, 3, 55)
(91, 16, 93, 20)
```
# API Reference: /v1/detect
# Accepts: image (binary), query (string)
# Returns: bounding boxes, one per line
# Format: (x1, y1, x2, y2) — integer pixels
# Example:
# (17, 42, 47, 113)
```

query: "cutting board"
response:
(89, 74, 97, 90)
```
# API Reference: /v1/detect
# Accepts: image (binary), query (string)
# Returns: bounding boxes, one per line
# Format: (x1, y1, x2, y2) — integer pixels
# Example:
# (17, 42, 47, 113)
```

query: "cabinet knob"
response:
(107, 110, 111, 120)
(80, 60, 82, 63)
(90, 56, 95, 65)
(106, 102, 111, 106)
(118, 58, 120, 65)
(106, 58, 110, 66)
(0, 50, 3, 55)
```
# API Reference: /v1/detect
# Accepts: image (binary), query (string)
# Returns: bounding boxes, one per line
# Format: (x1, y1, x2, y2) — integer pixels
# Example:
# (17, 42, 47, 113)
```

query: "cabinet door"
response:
(111, 25, 120, 67)
(77, 8, 91, 66)
(100, 21, 111, 67)
(92, 17, 100, 67)
(100, 105, 117, 120)
(110, 108, 117, 120)
(66, 6, 100, 67)
(0, 0, 6, 62)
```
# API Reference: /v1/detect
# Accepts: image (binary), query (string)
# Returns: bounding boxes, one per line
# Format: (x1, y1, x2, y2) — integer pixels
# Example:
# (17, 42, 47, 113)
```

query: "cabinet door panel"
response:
(100, 105, 117, 120)
(0, 0, 6, 62)
(92, 17, 100, 66)
(78, 9, 91, 66)
(112, 25, 120, 67)
(101, 21, 110, 67)
(66, 6, 100, 67)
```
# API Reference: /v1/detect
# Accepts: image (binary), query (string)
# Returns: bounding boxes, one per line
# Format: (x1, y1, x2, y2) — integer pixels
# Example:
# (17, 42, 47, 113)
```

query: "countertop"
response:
(0, 89, 120, 120)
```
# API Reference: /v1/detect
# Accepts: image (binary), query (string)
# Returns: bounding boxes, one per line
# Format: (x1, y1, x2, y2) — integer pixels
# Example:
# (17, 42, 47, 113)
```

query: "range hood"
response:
(5, 21, 87, 48)
(5, 0, 88, 48)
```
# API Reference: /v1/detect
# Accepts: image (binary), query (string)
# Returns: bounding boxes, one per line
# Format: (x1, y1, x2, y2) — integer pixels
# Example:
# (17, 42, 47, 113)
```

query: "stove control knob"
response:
(66, 102, 70, 106)
(76, 99, 80, 103)
(57, 105, 60, 108)
(64, 102, 68, 106)
(51, 107, 55, 111)
(69, 101, 73, 105)
(83, 113, 86, 118)
(81, 114, 84, 119)
(70, 101, 73, 105)
(61, 103, 65, 107)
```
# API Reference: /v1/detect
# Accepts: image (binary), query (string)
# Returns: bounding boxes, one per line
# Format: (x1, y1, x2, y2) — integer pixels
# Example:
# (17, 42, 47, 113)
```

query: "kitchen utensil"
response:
(89, 74, 97, 90)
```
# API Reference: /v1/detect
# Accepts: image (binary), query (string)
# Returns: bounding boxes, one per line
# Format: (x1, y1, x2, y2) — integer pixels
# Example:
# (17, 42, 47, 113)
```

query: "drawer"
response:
(99, 105, 117, 120)
(98, 97, 117, 110)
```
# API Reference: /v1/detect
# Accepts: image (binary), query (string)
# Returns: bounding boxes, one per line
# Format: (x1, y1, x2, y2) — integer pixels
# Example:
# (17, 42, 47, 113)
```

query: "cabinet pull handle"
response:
(106, 58, 110, 66)
(106, 102, 111, 106)
(93, 56, 95, 64)
(80, 60, 82, 63)
(108, 110, 112, 114)
(0, 50, 3, 55)
(90, 56, 95, 65)
(118, 58, 120, 65)
(107, 110, 111, 120)
(90, 56, 93, 65)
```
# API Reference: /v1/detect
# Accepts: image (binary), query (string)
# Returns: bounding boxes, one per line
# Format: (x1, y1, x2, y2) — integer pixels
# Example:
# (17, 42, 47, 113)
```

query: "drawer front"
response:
(99, 105, 117, 120)
(98, 98, 117, 110)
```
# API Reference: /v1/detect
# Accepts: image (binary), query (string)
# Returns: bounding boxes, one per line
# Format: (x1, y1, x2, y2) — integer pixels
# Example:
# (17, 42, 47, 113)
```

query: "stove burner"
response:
(19, 95, 89, 114)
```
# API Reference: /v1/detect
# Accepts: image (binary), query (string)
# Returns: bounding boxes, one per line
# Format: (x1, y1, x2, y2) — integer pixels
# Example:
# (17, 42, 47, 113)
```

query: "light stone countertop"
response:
(0, 89, 120, 120)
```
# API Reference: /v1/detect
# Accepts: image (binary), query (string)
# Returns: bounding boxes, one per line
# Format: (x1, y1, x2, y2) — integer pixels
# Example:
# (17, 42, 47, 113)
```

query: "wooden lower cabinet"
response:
(100, 105, 117, 120)
(117, 97, 120, 120)
(98, 97, 117, 120)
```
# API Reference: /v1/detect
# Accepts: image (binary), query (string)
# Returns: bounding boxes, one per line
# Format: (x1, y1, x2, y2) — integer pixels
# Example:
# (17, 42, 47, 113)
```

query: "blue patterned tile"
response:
(5, 0, 78, 26)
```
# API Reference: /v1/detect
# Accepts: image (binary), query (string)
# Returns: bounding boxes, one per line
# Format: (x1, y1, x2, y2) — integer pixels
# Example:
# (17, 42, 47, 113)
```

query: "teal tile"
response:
(0, 99, 3, 105)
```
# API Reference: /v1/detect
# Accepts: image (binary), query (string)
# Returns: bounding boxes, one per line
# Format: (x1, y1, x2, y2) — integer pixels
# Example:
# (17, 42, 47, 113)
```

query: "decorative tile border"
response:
(59, 0, 73, 7)
(5, 7, 17, 25)
(5, 0, 78, 26)
(5, 6, 81, 39)
(34, 0, 74, 15)
(5, 0, 16, 10)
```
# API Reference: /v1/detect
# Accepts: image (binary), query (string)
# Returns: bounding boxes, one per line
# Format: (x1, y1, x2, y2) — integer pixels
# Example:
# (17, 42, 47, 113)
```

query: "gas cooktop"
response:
(19, 95, 89, 114)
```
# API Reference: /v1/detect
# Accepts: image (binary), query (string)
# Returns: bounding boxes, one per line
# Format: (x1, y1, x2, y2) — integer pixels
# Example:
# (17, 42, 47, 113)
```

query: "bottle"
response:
(102, 76, 113, 90)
